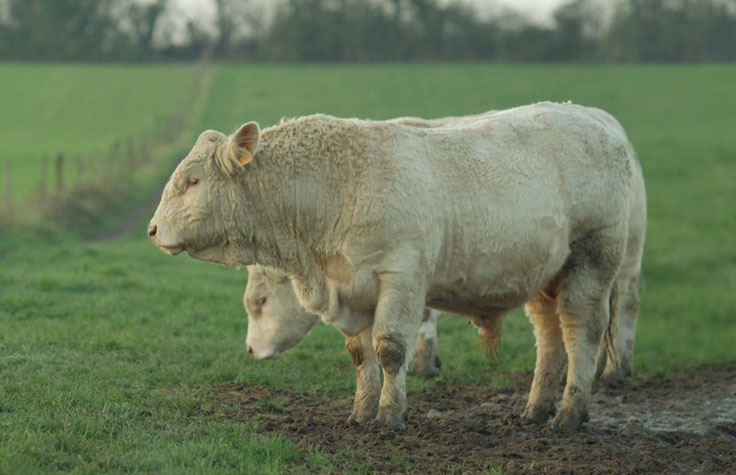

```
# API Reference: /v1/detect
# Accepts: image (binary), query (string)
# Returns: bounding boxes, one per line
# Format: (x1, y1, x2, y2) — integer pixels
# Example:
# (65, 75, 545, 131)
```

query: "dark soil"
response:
(213, 369, 736, 473)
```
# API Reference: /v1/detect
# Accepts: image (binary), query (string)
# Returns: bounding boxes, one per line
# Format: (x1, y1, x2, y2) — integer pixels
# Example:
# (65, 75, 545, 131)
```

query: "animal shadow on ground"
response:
(213, 369, 736, 473)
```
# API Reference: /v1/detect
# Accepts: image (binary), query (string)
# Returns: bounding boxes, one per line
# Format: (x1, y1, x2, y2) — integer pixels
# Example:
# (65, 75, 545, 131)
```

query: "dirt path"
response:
(90, 65, 216, 243)
(214, 368, 736, 473)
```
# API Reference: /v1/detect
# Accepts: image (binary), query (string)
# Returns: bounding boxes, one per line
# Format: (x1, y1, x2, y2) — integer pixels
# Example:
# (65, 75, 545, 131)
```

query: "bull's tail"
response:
(603, 279, 620, 372)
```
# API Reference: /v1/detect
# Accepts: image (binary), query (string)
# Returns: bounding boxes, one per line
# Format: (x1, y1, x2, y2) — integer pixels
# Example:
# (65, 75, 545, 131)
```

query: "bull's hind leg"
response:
(345, 325, 381, 425)
(410, 309, 442, 378)
(553, 231, 624, 431)
(523, 293, 566, 424)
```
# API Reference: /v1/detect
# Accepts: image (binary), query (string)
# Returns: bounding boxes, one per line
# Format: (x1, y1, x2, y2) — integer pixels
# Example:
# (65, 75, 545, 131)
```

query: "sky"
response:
(161, 0, 617, 45)
(173, 0, 579, 30)
(489, 0, 571, 23)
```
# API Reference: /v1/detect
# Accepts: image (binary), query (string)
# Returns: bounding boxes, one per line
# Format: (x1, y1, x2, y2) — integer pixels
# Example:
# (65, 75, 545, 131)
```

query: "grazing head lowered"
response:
(147, 123, 261, 266)
(243, 265, 320, 359)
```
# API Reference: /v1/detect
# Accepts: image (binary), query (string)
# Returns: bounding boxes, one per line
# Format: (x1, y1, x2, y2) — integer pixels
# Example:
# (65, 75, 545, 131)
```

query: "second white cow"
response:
(243, 265, 442, 376)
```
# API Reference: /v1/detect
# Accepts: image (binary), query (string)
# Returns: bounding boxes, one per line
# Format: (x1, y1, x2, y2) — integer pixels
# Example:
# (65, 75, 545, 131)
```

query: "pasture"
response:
(1, 63, 734, 472)
(0, 63, 204, 203)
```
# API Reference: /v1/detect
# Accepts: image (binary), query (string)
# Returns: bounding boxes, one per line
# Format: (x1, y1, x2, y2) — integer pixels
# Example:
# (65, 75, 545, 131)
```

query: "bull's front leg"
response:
(344, 325, 381, 425)
(371, 267, 425, 429)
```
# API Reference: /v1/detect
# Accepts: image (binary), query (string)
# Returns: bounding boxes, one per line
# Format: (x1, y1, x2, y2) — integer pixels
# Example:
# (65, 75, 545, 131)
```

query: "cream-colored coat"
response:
(149, 102, 645, 431)
(241, 115, 499, 372)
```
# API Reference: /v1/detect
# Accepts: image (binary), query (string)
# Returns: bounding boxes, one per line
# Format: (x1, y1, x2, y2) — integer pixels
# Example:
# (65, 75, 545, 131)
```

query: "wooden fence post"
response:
(96, 151, 103, 178)
(39, 155, 48, 200)
(55, 153, 64, 193)
(156, 116, 165, 140)
(4, 161, 12, 211)
(126, 138, 135, 167)
(139, 141, 149, 163)
(76, 155, 85, 184)
(109, 141, 120, 173)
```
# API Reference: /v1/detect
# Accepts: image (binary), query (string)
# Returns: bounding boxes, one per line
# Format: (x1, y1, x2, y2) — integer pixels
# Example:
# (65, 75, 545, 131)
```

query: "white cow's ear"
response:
(229, 122, 260, 166)
(216, 122, 260, 175)
(214, 122, 261, 176)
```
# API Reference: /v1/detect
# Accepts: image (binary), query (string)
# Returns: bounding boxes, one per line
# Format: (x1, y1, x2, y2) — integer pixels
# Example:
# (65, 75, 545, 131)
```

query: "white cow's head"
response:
(243, 265, 320, 359)
(147, 123, 261, 266)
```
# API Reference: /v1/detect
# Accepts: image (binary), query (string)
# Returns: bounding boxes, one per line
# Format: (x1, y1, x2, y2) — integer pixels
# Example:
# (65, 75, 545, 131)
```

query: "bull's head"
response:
(148, 123, 260, 265)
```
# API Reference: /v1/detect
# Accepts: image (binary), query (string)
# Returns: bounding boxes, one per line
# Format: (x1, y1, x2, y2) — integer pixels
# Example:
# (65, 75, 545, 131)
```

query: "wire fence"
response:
(0, 63, 211, 232)
(0, 114, 185, 223)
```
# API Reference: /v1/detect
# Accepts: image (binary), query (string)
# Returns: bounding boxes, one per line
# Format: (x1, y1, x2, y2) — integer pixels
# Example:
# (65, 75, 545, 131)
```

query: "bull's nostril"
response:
(247, 346, 254, 355)
(148, 224, 157, 238)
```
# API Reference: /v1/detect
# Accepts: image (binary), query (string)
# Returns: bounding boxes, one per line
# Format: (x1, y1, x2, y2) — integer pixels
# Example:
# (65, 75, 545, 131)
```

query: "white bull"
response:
(148, 102, 646, 431)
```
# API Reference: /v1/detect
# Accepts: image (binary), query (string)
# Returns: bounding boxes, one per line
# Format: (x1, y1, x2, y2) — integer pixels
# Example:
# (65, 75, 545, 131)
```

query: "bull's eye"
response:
(256, 297, 267, 307)
(186, 178, 200, 189)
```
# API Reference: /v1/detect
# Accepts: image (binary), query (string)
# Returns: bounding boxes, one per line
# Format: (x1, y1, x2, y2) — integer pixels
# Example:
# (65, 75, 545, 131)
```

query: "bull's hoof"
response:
(551, 406, 589, 432)
(620, 363, 634, 378)
(599, 369, 625, 388)
(597, 356, 633, 384)
(410, 355, 442, 378)
(347, 407, 377, 426)
(372, 407, 407, 430)
(522, 404, 555, 425)
(409, 362, 441, 378)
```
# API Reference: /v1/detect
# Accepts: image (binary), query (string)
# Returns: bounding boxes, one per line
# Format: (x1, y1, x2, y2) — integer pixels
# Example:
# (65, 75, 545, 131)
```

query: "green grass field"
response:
(0, 63, 201, 202)
(1, 63, 734, 472)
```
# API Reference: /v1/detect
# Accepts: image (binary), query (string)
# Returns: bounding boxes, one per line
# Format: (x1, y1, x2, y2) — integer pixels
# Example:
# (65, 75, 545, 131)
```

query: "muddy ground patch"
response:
(214, 369, 736, 473)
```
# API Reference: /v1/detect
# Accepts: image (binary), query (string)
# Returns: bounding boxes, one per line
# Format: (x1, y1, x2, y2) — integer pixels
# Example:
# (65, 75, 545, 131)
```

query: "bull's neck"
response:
(238, 123, 349, 278)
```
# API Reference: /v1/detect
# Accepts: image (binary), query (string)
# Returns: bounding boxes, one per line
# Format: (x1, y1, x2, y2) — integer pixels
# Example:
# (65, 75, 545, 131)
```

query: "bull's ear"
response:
(228, 122, 260, 166)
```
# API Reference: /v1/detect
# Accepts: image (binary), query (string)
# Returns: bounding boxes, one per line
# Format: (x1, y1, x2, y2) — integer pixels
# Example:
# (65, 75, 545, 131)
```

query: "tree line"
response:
(1, 0, 735, 62)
